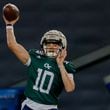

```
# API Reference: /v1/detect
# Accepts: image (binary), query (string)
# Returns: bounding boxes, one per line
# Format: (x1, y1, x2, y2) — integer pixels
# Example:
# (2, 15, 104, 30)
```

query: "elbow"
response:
(7, 42, 17, 49)
(65, 84, 75, 93)
(7, 43, 14, 50)
(7, 43, 12, 48)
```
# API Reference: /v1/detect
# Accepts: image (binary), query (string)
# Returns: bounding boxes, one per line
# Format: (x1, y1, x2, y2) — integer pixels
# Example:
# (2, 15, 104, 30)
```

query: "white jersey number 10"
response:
(33, 68, 54, 94)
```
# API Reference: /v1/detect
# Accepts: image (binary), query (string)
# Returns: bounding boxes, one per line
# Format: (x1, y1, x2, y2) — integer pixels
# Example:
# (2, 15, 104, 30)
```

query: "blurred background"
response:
(0, 0, 110, 110)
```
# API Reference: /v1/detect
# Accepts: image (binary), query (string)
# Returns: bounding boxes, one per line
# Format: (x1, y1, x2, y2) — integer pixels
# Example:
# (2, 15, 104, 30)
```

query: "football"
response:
(3, 3, 19, 22)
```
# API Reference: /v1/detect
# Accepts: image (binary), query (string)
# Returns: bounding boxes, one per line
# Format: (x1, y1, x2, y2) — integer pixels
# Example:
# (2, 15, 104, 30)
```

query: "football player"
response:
(3, 16, 76, 110)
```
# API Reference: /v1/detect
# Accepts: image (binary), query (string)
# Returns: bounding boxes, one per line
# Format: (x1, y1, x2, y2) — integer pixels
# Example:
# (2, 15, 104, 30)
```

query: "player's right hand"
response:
(3, 15, 19, 25)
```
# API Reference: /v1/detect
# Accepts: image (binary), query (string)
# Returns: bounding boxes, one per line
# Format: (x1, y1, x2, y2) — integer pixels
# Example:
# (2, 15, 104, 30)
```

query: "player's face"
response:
(46, 43, 60, 51)
(43, 43, 61, 57)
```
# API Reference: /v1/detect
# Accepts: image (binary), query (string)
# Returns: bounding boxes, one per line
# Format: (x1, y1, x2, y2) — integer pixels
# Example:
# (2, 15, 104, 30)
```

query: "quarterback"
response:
(3, 16, 76, 110)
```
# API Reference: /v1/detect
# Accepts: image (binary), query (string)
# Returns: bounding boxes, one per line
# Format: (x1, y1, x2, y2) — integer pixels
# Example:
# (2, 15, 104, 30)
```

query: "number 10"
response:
(33, 68, 54, 94)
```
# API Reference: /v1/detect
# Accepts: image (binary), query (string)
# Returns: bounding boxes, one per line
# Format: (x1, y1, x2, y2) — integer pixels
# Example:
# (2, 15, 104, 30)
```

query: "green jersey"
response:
(24, 49, 76, 105)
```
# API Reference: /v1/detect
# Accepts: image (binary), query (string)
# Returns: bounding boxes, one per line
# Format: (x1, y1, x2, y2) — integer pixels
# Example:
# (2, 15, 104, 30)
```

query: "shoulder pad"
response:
(64, 60, 76, 73)
(29, 49, 43, 55)
(35, 50, 43, 55)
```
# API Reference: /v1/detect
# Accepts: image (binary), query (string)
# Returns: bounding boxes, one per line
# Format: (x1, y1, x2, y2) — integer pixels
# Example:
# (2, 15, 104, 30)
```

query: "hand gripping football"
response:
(3, 3, 19, 22)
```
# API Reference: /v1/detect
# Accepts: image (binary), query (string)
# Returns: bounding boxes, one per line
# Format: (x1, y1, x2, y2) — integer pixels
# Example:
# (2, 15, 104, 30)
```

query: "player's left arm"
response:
(56, 49, 75, 92)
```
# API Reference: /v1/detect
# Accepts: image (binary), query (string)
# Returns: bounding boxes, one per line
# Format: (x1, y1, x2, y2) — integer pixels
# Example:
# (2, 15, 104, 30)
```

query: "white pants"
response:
(21, 98, 57, 110)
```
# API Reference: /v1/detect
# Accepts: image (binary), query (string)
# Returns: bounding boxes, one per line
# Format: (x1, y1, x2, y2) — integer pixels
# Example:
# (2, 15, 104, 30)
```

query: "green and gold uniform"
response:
(24, 49, 76, 105)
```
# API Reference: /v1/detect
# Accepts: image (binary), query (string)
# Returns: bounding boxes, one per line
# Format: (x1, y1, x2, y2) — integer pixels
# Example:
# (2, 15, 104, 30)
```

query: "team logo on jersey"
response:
(44, 63, 52, 69)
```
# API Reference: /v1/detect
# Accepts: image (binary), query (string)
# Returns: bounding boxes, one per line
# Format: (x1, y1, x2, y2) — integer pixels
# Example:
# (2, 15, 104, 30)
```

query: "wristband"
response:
(6, 25, 13, 30)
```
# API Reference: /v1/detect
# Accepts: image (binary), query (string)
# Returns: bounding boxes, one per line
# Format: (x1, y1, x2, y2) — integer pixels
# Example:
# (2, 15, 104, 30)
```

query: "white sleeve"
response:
(24, 57, 31, 66)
